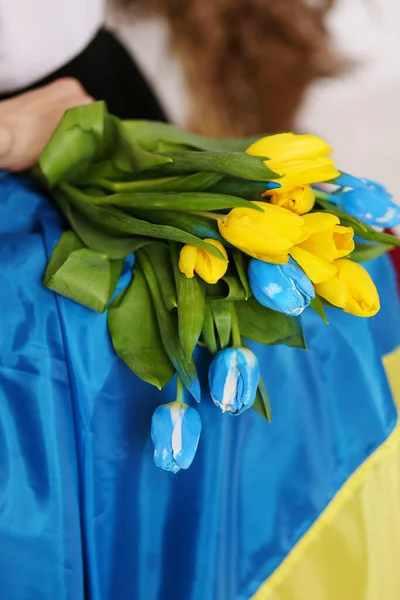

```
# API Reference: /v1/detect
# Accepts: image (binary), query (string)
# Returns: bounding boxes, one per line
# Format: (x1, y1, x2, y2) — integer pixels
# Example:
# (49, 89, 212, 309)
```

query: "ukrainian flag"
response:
(0, 172, 399, 599)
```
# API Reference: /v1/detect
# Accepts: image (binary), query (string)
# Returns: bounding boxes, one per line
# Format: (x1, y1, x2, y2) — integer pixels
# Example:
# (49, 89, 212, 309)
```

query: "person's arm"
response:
(0, 78, 92, 172)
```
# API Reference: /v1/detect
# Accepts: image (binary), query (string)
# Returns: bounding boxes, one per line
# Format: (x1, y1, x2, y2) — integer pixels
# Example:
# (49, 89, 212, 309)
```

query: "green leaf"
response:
(252, 377, 272, 422)
(152, 151, 279, 181)
(351, 242, 394, 262)
(208, 178, 272, 199)
(60, 183, 227, 259)
(309, 296, 329, 324)
(143, 243, 177, 311)
(44, 232, 124, 313)
(232, 249, 251, 300)
(201, 303, 218, 355)
(89, 172, 224, 193)
(204, 272, 247, 301)
(44, 230, 85, 275)
(209, 300, 233, 349)
(54, 192, 151, 259)
(136, 209, 224, 243)
(170, 243, 205, 360)
(119, 120, 266, 153)
(113, 119, 173, 173)
(39, 102, 107, 187)
(78, 190, 259, 212)
(137, 249, 201, 401)
(108, 265, 175, 389)
(236, 297, 306, 348)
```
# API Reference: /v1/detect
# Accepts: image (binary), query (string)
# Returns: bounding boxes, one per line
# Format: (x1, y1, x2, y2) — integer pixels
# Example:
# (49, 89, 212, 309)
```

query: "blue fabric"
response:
(0, 172, 399, 600)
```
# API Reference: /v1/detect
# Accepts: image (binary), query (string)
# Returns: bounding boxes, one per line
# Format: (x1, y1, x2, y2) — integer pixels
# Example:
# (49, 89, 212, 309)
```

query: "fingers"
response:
(0, 78, 93, 115)
(0, 123, 14, 171)
(0, 78, 94, 171)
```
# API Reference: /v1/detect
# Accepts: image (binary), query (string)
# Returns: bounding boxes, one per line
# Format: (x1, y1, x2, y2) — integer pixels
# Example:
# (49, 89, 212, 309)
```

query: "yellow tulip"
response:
(218, 202, 308, 264)
(315, 259, 380, 317)
(179, 239, 228, 284)
(246, 133, 340, 193)
(269, 185, 315, 215)
(290, 212, 354, 283)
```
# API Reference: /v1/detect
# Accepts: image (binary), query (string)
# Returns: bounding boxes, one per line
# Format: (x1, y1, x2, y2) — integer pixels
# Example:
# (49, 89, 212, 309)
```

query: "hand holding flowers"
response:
(39, 103, 397, 472)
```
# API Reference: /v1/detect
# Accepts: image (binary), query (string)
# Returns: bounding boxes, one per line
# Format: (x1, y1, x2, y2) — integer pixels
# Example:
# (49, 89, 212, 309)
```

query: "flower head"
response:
(151, 401, 202, 473)
(179, 239, 228, 284)
(315, 259, 380, 317)
(290, 212, 354, 283)
(218, 202, 308, 264)
(340, 179, 400, 228)
(269, 185, 315, 215)
(208, 347, 260, 415)
(249, 257, 315, 316)
(246, 133, 339, 193)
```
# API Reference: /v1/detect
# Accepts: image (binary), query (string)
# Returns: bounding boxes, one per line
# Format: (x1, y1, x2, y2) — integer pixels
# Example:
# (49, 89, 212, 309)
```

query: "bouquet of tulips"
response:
(37, 101, 400, 473)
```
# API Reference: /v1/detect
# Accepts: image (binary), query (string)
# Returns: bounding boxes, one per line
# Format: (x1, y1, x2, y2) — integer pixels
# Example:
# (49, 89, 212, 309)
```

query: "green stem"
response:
(176, 375, 185, 404)
(231, 306, 242, 347)
(313, 188, 338, 204)
(190, 211, 224, 222)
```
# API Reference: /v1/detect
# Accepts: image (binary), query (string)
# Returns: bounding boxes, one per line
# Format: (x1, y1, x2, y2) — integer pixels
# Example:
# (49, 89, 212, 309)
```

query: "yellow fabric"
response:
(251, 347, 400, 600)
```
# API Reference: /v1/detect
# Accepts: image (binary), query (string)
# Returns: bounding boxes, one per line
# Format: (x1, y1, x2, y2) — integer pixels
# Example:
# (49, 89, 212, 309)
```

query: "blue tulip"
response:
(151, 402, 202, 474)
(248, 257, 315, 316)
(208, 347, 260, 415)
(339, 179, 400, 228)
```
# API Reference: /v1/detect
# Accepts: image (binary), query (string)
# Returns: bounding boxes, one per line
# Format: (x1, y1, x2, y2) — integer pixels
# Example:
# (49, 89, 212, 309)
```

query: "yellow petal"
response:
(246, 133, 340, 192)
(179, 244, 197, 278)
(267, 185, 315, 215)
(290, 246, 338, 284)
(336, 260, 380, 316)
(246, 133, 333, 163)
(298, 215, 354, 262)
(194, 239, 228, 284)
(333, 226, 355, 258)
(316, 259, 380, 317)
(218, 203, 307, 261)
(302, 212, 340, 234)
(315, 276, 348, 310)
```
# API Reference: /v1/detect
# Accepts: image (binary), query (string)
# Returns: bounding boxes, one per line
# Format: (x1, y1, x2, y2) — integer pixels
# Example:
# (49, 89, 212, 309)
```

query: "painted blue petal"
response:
(329, 172, 368, 189)
(151, 402, 201, 473)
(248, 258, 314, 316)
(208, 347, 260, 415)
(340, 183, 400, 228)
(175, 405, 202, 469)
(264, 181, 281, 190)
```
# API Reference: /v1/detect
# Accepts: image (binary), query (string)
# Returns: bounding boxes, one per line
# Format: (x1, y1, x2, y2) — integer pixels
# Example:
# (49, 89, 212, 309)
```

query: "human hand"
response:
(0, 78, 93, 172)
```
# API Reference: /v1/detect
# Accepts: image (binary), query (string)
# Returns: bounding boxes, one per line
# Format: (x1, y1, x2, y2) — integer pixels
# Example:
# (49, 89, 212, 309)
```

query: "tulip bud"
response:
(248, 257, 315, 316)
(208, 347, 260, 415)
(268, 185, 315, 215)
(340, 179, 400, 228)
(151, 402, 202, 473)
(315, 259, 380, 317)
(246, 133, 339, 192)
(290, 212, 354, 284)
(179, 239, 228, 284)
(218, 202, 308, 264)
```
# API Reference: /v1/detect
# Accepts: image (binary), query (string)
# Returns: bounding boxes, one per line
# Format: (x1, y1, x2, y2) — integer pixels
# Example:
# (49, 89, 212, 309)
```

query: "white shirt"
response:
(0, 0, 104, 93)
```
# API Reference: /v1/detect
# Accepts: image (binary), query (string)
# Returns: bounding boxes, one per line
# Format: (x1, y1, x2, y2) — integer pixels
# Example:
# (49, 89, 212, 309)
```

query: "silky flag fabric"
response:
(0, 172, 399, 600)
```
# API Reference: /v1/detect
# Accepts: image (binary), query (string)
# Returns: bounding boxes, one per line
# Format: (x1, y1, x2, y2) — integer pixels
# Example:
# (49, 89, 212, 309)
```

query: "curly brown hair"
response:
(116, 0, 341, 136)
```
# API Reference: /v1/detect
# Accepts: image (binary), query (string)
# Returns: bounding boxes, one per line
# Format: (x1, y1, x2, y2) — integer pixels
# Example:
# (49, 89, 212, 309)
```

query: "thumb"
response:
(0, 123, 13, 169)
